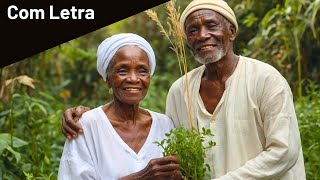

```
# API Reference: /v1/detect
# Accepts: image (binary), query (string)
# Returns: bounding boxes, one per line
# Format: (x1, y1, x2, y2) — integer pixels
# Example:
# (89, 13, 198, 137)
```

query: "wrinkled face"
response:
(107, 45, 151, 105)
(184, 9, 235, 64)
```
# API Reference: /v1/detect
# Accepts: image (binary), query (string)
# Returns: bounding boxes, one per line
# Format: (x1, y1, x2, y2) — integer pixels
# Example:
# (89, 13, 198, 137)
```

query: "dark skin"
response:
(62, 45, 181, 180)
(61, 10, 237, 179)
(185, 9, 238, 114)
(103, 103, 152, 154)
(61, 9, 238, 138)
(104, 45, 152, 154)
(120, 156, 181, 180)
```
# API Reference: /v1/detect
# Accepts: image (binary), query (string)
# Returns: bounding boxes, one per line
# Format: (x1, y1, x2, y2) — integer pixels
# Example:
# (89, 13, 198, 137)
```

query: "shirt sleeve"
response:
(214, 77, 302, 179)
(58, 134, 98, 180)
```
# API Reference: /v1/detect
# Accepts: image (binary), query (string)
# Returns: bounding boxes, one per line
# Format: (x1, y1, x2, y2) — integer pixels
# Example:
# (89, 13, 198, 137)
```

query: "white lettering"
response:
(7, 5, 18, 19)
(85, 9, 94, 19)
(29, 9, 45, 19)
(19, 9, 29, 19)
(50, 5, 59, 19)
(8, 5, 45, 20)
(78, 9, 85, 19)
(70, 6, 77, 19)
(7, 5, 95, 20)
(60, 9, 69, 19)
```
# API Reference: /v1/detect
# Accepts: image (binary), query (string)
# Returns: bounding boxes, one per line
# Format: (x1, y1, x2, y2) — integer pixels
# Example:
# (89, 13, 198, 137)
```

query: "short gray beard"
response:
(194, 47, 226, 64)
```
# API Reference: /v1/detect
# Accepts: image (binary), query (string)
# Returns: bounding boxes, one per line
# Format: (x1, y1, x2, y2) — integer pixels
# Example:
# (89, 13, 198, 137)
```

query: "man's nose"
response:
(198, 27, 211, 40)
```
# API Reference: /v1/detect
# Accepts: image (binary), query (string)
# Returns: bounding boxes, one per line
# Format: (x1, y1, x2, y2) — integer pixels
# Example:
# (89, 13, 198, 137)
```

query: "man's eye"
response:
(187, 28, 197, 35)
(208, 23, 219, 29)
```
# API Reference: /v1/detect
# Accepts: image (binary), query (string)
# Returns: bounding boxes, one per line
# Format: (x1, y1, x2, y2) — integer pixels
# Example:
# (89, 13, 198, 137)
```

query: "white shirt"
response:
(166, 56, 306, 179)
(58, 106, 174, 180)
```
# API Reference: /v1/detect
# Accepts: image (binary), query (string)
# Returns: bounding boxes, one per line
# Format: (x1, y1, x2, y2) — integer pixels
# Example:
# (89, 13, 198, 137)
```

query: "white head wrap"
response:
(97, 33, 156, 81)
(180, 0, 238, 37)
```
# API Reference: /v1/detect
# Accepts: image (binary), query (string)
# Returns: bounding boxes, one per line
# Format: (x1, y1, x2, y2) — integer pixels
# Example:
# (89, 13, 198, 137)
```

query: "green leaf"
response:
(30, 102, 48, 115)
(154, 126, 216, 179)
(0, 140, 9, 155)
(0, 133, 28, 148)
(6, 146, 21, 163)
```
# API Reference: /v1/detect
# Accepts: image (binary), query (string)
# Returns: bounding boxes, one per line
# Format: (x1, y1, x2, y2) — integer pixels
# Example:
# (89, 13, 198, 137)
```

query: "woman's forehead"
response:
(116, 45, 146, 55)
(113, 46, 149, 64)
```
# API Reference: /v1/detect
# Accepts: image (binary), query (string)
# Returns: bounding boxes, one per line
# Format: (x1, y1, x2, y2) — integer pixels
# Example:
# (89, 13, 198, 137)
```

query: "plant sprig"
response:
(155, 126, 216, 180)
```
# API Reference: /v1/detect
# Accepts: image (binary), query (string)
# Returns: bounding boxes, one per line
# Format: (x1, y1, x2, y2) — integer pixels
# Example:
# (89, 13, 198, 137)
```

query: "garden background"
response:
(0, 0, 319, 179)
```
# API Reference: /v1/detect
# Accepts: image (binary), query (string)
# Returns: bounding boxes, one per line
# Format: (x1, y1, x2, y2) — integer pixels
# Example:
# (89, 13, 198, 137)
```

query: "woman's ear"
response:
(106, 77, 111, 88)
(106, 78, 113, 94)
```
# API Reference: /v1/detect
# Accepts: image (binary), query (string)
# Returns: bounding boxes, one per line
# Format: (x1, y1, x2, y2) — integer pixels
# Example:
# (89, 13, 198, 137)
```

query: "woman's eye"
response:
(117, 69, 127, 75)
(139, 69, 148, 75)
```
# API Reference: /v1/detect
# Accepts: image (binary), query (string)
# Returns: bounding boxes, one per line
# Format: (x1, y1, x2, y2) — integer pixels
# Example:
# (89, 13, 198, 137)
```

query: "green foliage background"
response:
(0, 0, 319, 179)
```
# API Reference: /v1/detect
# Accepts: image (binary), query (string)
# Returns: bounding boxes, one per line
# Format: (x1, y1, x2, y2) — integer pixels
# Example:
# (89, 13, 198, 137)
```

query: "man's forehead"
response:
(179, 0, 238, 36)
(185, 9, 223, 23)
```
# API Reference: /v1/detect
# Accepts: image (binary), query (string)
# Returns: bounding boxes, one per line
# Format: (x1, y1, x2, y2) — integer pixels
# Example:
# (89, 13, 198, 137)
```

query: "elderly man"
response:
(165, 0, 306, 179)
(61, 0, 306, 179)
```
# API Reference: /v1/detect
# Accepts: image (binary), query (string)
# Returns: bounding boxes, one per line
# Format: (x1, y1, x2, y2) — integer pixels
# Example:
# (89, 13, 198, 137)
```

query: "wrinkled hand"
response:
(61, 105, 90, 140)
(120, 156, 182, 180)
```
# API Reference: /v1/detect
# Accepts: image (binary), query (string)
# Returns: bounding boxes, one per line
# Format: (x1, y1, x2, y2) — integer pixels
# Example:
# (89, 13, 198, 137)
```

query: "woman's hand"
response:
(61, 105, 90, 139)
(119, 155, 182, 180)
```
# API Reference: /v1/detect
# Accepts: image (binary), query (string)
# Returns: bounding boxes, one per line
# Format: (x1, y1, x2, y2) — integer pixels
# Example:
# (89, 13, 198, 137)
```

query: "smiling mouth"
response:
(197, 45, 216, 51)
(124, 88, 141, 91)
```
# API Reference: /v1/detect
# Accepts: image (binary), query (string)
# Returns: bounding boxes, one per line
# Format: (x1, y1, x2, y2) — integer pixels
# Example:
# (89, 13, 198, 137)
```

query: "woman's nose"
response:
(127, 71, 140, 83)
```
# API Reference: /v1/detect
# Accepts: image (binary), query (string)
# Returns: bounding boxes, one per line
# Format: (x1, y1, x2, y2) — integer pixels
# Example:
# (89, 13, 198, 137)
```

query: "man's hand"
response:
(61, 105, 90, 140)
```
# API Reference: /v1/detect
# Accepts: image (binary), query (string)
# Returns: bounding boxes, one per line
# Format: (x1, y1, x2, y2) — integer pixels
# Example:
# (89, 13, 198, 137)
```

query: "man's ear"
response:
(186, 43, 194, 55)
(229, 26, 237, 41)
(186, 43, 191, 51)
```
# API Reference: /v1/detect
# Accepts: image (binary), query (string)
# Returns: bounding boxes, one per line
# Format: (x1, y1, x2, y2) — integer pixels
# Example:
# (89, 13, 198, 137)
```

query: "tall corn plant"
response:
(145, 0, 216, 179)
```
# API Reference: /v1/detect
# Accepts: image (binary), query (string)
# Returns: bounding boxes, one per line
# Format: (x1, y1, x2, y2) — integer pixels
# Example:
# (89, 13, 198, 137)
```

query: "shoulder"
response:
(241, 56, 280, 74)
(61, 107, 102, 158)
(78, 106, 103, 127)
(169, 65, 205, 93)
(241, 56, 290, 88)
(149, 110, 174, 128)
(240, 56, 293, 96)
(149, 110, 173, 122)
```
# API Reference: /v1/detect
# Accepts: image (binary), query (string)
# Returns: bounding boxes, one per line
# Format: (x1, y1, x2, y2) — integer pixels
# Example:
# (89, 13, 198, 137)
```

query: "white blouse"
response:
(58, 106, 174, 180)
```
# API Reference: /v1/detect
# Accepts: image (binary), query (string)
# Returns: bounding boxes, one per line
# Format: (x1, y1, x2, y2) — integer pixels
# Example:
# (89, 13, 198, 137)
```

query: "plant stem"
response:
(294, 34, 302, 98)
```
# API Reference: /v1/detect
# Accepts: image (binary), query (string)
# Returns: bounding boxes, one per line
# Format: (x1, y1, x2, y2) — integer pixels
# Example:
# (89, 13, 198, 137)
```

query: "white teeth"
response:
(200, 45, 213, 50)
(125, 88, 140, 91)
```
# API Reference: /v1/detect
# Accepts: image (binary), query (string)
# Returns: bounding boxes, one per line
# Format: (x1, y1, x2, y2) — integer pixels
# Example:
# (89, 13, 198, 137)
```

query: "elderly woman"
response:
(58, 33, 181, 180)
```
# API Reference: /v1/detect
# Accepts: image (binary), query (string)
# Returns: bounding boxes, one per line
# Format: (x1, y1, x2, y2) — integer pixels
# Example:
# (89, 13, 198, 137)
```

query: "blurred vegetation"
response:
(0, 0, 319, 179)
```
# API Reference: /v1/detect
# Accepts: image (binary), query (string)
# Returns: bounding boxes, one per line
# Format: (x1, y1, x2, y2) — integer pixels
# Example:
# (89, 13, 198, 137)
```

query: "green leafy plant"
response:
(155, 126, 216, 179)
(24, 171, 53, 180)
(295, 82, 320, 179)
(0, 79, 65, 179)
(0, 133, 28, 178)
